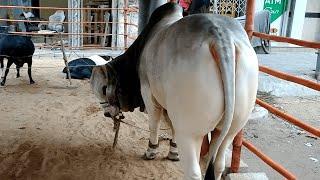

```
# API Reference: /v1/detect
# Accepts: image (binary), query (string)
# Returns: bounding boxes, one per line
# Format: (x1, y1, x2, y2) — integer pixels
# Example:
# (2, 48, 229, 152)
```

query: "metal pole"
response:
(230, 130, 243, 173)
(244, 0, 256, 39)
(242, 139, 296, 179)
(230, 0, 256, 173)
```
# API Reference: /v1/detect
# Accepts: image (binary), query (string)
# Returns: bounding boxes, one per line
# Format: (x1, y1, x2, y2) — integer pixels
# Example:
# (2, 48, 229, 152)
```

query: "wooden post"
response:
(101, 12, 110, 47)
(60, 33, 72, 85)
(94, 12, 98, 44)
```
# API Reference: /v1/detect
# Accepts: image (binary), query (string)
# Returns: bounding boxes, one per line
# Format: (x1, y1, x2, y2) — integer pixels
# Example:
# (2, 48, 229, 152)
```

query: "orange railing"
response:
(229, 0, 320, 179)
(0, 1, 137, 49)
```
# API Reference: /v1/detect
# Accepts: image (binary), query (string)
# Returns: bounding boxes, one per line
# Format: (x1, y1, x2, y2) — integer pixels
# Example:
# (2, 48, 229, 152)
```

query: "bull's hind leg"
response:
(212, 134, 235, 180)
(0, 59, 13, 86)
(27, 57, 35, 84)
(176, 134, 203, 180)
(163, 110, 179, 161)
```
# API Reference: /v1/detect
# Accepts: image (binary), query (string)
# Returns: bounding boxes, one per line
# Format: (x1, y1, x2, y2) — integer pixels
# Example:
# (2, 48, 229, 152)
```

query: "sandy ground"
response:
(0, 56, 182, 180)
(0, 55, 319, 180)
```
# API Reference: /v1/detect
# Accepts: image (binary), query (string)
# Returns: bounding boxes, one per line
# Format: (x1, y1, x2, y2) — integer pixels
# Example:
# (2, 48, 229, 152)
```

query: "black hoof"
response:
(30, 80, 35, 84)
(0, 82, 5, 86)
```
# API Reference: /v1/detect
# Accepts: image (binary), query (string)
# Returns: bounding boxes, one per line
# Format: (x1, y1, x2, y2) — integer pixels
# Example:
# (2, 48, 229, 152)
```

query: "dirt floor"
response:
(0, 55, 319, 180)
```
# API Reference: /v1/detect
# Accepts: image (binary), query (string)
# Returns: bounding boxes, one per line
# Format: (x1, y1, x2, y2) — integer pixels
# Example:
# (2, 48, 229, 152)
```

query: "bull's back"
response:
(0, 35, 35, 57)
(141, 14, 258, 134)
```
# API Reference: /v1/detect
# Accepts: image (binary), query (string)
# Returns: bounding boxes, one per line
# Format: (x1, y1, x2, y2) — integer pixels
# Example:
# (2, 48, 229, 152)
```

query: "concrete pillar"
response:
(111, 0, 125, 48)
(68, 0, 83, 48)
(138, 0, 167, 34)
(290, 0, 307, 39)
(316, 50, 320, 81)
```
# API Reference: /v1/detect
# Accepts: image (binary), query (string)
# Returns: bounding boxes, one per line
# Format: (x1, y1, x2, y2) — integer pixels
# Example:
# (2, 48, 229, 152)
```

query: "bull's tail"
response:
(205, 28, 236, 180)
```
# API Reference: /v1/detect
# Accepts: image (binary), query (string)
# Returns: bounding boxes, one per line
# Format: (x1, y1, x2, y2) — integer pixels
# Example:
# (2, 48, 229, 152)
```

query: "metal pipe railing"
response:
(8, 31, 126, 36)
(0, 5, 137, 12)
(253, 32, 320, 49)
(230, 130, 243, 173)
(259, 65, 320, 91)
(256, 98, 320, 137)
(244, 0, 255, 38)
(0, 19, 138, 27)
(242, 139, 296, 180)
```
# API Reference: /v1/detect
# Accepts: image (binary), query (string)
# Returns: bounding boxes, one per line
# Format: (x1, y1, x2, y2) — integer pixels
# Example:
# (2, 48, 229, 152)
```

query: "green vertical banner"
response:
(263, 0, 288, 23)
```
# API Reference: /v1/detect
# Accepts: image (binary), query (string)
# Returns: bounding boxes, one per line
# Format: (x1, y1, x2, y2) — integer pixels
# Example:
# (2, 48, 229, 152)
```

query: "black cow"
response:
(62, 55, 111, 79)
(0, 34, 35, 86)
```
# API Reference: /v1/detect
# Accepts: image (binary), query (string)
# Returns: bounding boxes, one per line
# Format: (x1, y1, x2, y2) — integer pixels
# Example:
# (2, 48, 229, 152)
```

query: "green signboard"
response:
(263, 0, 288, 23)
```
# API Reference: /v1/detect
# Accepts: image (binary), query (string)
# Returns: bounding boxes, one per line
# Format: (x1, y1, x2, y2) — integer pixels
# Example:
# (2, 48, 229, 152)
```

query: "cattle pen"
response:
(0, 0, 319, 180)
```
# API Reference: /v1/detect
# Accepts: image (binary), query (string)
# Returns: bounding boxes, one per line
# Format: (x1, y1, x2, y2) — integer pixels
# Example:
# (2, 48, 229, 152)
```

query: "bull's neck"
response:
(156, 13, 183, 28)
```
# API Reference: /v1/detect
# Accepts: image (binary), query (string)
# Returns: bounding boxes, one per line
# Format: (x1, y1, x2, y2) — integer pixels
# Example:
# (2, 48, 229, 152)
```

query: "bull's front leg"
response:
(144, 101, 162, 160)
(1, 59, 13, 86)
(141, 85, 162, 160)
(27, 59, 35, 84)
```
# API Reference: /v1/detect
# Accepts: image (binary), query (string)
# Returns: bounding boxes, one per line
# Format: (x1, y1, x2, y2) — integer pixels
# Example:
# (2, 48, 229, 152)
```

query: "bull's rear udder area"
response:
(163, 47, 225, 135)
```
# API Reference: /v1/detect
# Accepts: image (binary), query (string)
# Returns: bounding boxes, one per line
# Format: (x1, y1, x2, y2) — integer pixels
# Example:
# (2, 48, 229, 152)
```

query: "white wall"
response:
(290, 0, 308, 39)
(255, 0, 265, 12)
(301, 0, 320, 41)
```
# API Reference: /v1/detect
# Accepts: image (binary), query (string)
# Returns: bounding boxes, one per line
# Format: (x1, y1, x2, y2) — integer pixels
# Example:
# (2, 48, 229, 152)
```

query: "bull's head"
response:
(90, 65, 120, 118)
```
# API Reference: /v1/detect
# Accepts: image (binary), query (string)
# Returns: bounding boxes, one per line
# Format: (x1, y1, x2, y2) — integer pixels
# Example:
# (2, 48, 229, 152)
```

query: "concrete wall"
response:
(290, 0, 307, 39)
(39, 0, 68, 32)
(255, 0, 265, 12)
(0, 0, 31, 30)
(301, 0, 320, 41)
(40, 0, 68, 20)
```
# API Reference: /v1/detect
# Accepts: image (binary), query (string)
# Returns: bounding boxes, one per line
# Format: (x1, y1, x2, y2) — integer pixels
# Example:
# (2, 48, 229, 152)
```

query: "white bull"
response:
(90, 3, 258, 180)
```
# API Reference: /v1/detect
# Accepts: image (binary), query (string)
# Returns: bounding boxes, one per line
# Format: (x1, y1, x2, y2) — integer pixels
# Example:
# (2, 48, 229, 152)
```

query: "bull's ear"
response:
(102, 85, 107, 95)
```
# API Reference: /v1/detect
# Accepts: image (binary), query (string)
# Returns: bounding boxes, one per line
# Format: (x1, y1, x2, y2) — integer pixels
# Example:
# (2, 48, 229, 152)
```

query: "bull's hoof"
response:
(16, 74, 20, 78)
(143, 151, 157, 160)
(30, 80, 35, 84)
(143, 144, 158, 160)
(167, 151, 180, 161)
(0, 81, 5, 86)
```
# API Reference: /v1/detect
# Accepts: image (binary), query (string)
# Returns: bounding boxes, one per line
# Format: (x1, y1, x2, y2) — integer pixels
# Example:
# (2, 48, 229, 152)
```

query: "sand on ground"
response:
(0, 56, 183, 180)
